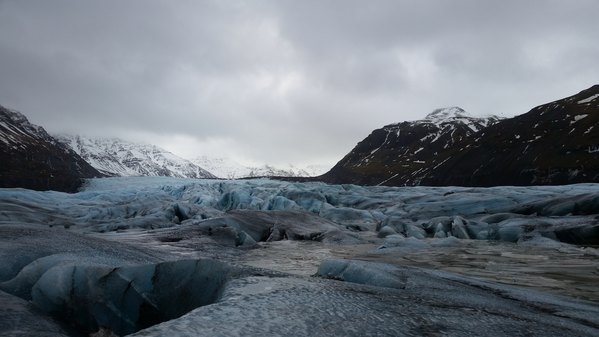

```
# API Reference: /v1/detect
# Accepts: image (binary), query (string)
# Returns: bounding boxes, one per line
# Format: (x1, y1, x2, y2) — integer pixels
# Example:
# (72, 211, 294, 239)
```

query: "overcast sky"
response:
(1, 0, 598, 168)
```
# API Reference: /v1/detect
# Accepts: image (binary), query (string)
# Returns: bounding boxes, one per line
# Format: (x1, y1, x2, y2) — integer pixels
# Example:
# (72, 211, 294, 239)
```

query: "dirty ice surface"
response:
(1, 177, 598, 336)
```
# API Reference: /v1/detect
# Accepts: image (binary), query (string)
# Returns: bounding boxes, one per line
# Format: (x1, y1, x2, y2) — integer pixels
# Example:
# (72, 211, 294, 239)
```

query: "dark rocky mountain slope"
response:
(321, 85, 599, 186)
(0, 105, 102, 192)
(320, 107, 501, 186)
(420, 85, 599, 186)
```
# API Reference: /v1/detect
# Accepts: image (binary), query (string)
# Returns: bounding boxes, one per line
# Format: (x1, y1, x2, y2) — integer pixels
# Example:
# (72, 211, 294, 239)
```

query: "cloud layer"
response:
(1, 0, 598, 166)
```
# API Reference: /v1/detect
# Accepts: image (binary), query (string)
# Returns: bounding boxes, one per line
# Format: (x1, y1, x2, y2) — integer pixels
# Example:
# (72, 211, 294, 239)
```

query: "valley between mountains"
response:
(0, 86, 598, 337)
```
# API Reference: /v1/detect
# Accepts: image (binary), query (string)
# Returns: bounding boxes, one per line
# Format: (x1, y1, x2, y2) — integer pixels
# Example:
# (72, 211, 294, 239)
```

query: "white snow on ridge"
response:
(386, 107, 500, 134)
(577, 93, 599, 104)
(53, 133, 328, 180)
(421, 107, 501, 133)
(56, 135, 216, 179)
(424, 107, 471, 123)
(0, 107, 55, 147)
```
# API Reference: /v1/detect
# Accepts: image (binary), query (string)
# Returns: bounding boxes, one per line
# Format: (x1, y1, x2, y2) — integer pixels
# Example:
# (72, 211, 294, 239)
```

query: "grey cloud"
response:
(1, 0, 598, 166)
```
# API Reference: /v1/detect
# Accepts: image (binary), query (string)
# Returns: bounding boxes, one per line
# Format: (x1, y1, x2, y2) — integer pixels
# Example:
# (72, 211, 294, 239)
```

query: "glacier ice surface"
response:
(1, 177, 599, 336)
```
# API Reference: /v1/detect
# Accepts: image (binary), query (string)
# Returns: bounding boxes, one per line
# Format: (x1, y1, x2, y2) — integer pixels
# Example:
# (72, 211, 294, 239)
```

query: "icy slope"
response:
(402, 106, 498, 131)
(56, 135, 216, 179)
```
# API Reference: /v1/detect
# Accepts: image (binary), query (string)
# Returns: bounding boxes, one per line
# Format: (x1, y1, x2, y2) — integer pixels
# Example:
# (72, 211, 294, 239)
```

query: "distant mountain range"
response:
(320, 85, 599, 186)
(192, 156, 329, 179)
(2, 85, 598, 191)
(53, 136, 328, 180)
(0, 106, 102, 192)
(55, 135, 216, 179)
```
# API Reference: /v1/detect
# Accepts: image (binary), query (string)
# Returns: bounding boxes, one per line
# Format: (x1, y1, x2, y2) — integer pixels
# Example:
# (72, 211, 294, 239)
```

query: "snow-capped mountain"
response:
(419, 106, 499, 131)
(192, 156, 330, 179)
(56, 135, 216, 179)
(191, 156, 251, 179)
(301, 164, 332, 177)
(0, 105, 101, 192)
(242, 164, 325, 178)
(322, 85, 599, 187)
(320, 106, 502, 186)
(419, 85, 599, 186)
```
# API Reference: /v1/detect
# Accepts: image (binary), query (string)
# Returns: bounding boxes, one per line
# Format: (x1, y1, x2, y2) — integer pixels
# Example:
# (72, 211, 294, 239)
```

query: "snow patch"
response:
(577, 93, 599, 104)
(570, 114, 589, 125)
(377, 173, 399, 186)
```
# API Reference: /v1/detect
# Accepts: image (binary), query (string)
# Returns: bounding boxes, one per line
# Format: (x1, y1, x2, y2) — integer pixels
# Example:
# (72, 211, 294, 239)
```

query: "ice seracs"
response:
(1, 177, 599, 336)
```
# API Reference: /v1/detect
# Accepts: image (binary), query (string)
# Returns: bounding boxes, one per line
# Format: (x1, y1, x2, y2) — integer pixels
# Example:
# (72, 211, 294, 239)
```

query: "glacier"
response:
(1, 177, 598, 336)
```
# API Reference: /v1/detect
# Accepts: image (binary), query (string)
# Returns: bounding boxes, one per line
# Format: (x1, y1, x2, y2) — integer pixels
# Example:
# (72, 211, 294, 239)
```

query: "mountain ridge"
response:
(320, 85, 599, 187)
(319, 107, 502, 186)
(0, 105, 102, 192)
(56, 135, 216, 179)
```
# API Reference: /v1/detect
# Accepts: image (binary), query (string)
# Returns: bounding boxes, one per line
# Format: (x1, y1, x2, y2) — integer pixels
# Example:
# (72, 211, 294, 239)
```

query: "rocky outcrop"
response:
(0, 105, 102, 192)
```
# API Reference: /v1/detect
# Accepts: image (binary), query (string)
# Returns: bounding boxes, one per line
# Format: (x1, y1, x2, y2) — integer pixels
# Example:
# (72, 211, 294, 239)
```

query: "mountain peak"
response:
(424, 106, 470, 121)
(418, 106, 499, 132)
(192, 156, 329, 179)
(322, 85, 599, 187)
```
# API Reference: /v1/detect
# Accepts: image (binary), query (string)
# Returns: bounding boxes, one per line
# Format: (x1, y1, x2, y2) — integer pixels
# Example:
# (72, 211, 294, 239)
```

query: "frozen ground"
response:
(0, 177, 598, 336)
